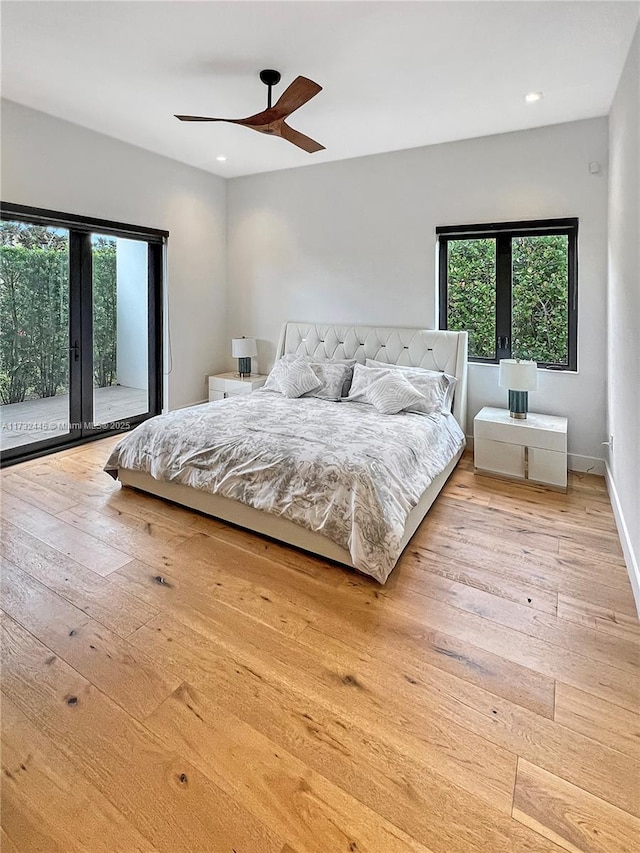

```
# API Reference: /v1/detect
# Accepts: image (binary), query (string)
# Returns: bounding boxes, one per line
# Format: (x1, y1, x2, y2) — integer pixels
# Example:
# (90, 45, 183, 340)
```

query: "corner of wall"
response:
(605, 22, 640, 617)
(606, 463, 640, 616)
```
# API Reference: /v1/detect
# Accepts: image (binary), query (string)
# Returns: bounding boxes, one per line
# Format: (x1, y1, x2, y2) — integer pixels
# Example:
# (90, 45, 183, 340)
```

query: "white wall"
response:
(607, 25, 639, 611)
(2, 100, 611, 471)
(227, 118, 609, 469)
(1, 99, 227, 410)
(115, 238, 148, 391)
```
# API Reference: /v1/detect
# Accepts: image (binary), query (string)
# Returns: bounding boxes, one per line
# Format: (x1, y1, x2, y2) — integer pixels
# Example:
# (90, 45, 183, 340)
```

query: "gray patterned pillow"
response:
(303, 362, 353, 401)
(352, 363, 446, 414)
(348, 364, 403, 397)
(263, 358, 322, 398)
(365, 358, 457, 412)
(362, 372, 428, 415)
(281, 353, 356, 397)
(349, 364, 437, 413)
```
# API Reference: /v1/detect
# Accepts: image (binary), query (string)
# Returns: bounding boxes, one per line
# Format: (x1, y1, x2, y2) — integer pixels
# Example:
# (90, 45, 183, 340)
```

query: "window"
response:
(1, 202, 166, 465)
(437, 218, 577, 370)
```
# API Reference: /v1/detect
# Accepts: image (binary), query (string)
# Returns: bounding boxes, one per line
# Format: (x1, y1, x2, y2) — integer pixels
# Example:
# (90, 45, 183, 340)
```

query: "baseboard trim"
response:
(164, 398, 208, 413)
(465, 437, 604, 476)
(567, 454, 605, 475)
(605, 462, 640, 617)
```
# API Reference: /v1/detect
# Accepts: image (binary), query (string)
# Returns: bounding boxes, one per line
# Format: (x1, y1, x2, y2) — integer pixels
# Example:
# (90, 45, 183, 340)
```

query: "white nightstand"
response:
(208, 372, 266, 402)
(474, 406, 568, 490)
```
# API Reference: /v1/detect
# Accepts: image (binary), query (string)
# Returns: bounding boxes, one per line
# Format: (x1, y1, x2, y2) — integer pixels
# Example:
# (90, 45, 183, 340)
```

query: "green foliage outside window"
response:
(0, 222, 117, 405)
(512, 235, 568, 364)
(447, 239, 496, 359)
(446, 234, 570, 364)
(92, 236, 118, 390)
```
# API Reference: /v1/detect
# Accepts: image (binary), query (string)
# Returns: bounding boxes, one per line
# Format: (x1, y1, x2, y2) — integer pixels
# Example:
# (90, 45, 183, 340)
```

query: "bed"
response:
(105, 323, 468, 583)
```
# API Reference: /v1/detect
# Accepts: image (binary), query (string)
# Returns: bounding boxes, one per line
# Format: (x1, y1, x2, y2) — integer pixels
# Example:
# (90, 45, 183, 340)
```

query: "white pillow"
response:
(364, 359, 457, 412)
(361, 372, 428, 415)
(263, 358, 322, 398)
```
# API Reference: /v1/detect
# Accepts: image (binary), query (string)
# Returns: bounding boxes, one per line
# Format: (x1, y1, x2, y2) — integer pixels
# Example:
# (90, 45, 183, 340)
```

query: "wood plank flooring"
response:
(1, 437, 639, 853)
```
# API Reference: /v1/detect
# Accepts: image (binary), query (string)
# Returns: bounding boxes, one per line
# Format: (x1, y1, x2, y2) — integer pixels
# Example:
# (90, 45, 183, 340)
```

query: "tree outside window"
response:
(438, 219, 577, 370)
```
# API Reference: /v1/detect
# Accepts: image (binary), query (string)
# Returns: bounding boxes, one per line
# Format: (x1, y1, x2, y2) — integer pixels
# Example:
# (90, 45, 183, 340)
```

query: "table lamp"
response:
(231, 337, 257, 377)
(499, 359, 537, 419)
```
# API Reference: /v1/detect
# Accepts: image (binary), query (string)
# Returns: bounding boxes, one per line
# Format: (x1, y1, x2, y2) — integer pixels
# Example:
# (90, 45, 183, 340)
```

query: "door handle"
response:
(497, 336, 510, 350)
(69, 341, 80, 362)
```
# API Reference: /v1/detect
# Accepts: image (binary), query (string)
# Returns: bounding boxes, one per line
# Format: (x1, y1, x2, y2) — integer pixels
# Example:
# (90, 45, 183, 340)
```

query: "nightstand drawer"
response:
(208, 373, 267, 402)
(474, 417, 566, 452)
(227, 383, 253, 396)
(475, 438, 524, 478)
(474, 406, 567, 491)
(529, 447, 567, 488)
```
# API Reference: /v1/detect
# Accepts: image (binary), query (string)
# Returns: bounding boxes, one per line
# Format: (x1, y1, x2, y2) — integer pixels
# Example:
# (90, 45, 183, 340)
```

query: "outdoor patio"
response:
(0, 385, 148, 451)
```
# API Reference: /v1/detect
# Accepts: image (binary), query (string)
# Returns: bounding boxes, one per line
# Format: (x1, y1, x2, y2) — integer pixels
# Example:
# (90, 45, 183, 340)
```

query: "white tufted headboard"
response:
(276, 322, 468, 430)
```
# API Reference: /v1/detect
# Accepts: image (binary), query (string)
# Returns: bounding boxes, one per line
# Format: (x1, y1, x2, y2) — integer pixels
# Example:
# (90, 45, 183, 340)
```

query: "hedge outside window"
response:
(0, 201, 166, 466)
(437, 218, 578, 370)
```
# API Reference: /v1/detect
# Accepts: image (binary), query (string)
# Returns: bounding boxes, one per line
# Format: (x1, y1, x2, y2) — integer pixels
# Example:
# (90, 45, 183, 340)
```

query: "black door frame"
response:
(1, 202, 167, 467)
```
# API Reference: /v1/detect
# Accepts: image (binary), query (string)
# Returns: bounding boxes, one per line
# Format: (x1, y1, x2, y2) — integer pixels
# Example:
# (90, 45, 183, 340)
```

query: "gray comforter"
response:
(104, 392, 465, 582)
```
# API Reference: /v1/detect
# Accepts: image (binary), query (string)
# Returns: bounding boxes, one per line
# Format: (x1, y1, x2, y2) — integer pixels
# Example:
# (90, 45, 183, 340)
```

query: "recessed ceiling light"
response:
(216, 155, 227, 162)
(525, 91, 543, 104)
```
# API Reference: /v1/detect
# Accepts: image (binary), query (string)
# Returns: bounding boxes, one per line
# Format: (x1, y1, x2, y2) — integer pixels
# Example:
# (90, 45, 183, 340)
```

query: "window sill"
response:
(468, 362, 579, 375)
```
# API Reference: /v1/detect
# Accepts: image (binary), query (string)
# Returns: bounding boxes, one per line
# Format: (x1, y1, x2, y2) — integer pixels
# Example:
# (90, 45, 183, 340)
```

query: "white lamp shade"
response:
(231, 337, 257, 358)
(499, 359, 538, 391)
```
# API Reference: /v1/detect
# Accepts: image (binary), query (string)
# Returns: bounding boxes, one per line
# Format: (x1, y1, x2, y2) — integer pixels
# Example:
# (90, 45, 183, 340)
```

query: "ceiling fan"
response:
(175, 69, 325, 153)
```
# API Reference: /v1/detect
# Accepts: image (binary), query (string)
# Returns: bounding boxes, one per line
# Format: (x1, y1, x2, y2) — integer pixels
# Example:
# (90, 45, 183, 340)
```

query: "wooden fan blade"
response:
(178, 108, 286, 128)
(272, 76, 322, 117)
(175, 115, 227, 122)
(233, 109, 279, 127)
(278, 122, 325, 153)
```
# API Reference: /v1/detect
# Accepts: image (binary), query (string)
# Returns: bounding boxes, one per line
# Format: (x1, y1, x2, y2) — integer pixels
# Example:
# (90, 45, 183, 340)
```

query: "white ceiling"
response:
(2, 1, 638, 179)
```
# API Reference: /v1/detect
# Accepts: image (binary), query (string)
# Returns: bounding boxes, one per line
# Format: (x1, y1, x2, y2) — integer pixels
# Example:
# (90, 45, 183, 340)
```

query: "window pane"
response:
(512, 235, 569, 365)
(1, 220, 71, 450)
(446, 238, 496, 359)
(91, 235, 149, 426)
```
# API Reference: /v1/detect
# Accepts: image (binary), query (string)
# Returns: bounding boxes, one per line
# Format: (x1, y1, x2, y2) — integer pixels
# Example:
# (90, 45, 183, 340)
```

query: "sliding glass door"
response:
(91, 234, 151, 428)
(0, 220, 76, 452)
(0, 204, 165, 465)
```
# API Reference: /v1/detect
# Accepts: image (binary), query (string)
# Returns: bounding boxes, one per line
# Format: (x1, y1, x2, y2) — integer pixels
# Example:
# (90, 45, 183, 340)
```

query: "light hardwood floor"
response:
(1, 437, 639, 853)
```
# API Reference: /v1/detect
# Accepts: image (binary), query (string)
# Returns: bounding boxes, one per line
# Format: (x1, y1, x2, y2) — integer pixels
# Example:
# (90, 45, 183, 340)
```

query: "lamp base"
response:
(237, 357, 252, 378)
(509, 390, 528, 419)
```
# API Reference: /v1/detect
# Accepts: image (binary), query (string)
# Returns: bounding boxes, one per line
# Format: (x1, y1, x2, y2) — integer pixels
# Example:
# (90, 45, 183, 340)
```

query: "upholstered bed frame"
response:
(118, 323, 468, 574)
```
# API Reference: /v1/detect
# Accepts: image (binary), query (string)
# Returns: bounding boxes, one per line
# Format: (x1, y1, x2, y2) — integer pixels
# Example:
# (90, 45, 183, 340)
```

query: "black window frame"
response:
(437, 217, 578, 370)
(1, 201, 167, 467)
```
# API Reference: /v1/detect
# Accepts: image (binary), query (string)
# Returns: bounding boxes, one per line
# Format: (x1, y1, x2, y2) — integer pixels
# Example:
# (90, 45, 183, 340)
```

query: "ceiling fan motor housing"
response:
(259, 69, 281, 87)
(260, 70, 281, 108)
